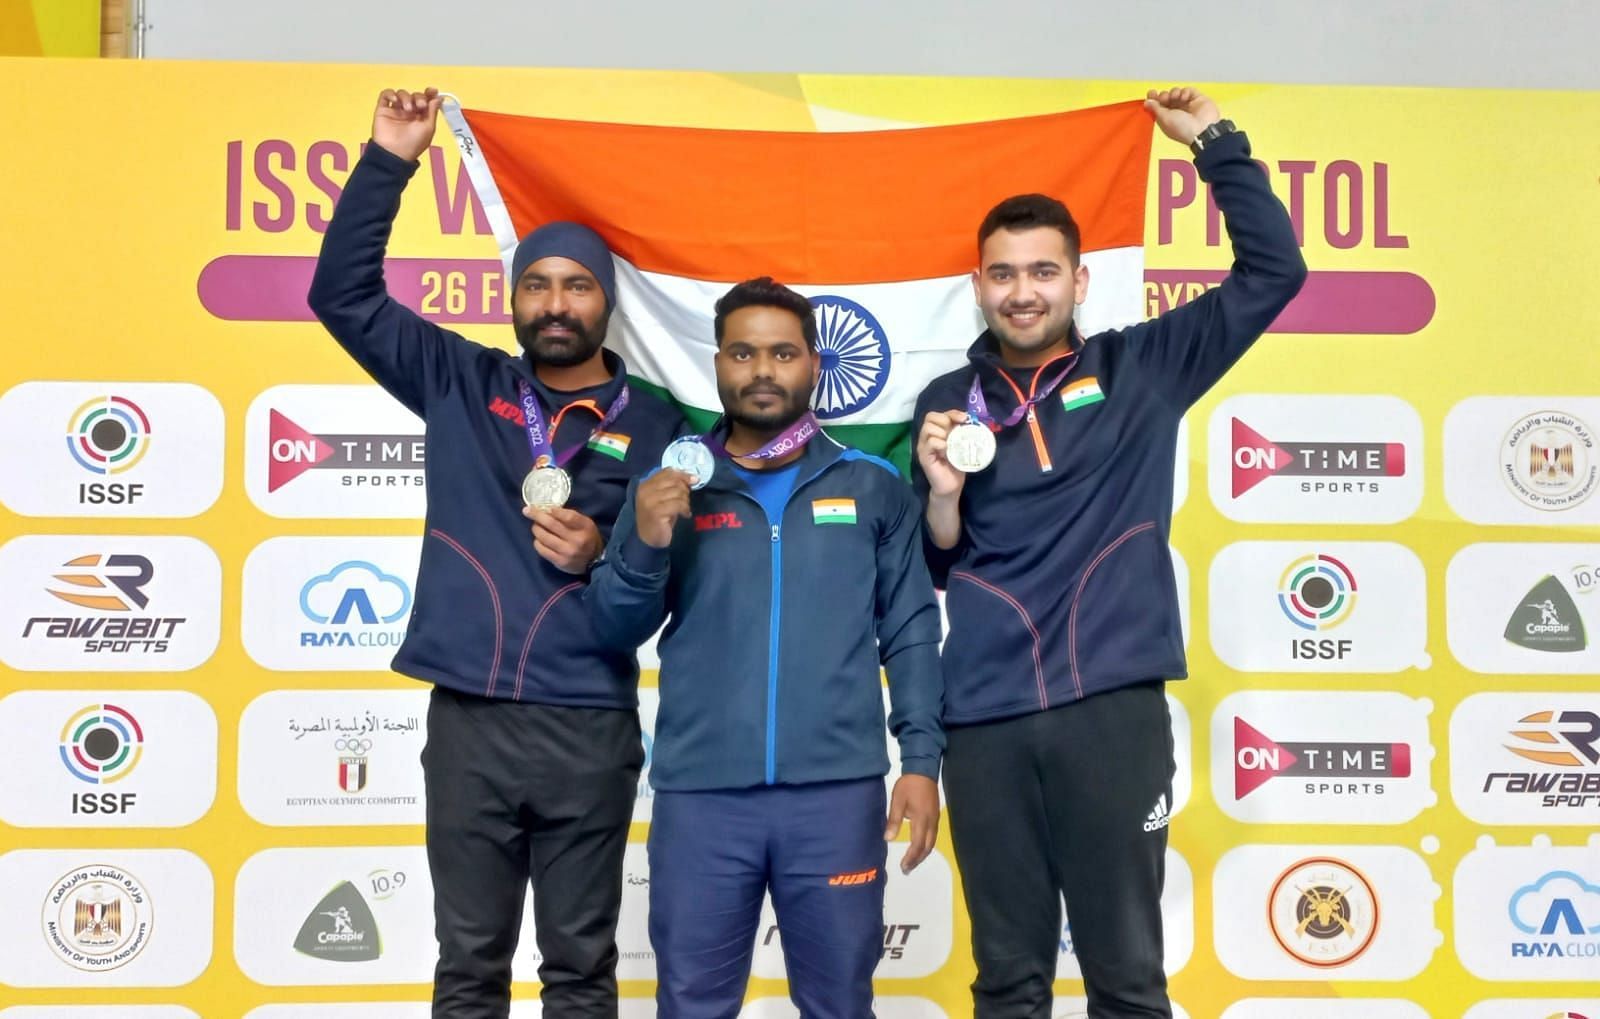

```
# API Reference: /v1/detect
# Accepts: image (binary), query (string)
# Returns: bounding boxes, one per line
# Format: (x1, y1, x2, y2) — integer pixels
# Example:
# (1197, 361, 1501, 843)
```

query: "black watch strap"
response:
(1190, 119, 1238, 156)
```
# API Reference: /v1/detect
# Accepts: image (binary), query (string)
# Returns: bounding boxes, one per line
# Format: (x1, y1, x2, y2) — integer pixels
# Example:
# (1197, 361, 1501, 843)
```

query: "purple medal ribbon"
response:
(966, 353, 1079, 431)
(702, 411, 821, 462)
(517, 379, 631, 470)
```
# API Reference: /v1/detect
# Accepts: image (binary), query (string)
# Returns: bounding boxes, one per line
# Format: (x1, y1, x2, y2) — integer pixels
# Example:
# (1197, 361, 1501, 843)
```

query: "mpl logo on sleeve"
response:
(1445, 398, 1600, 525)
(1209, 541, 1429, 673)
(241, 537, 422, 671)
(1213, 844, 1441, 980)
(1207, 395, 1422, 524)
(0, 691, 217, 828)
(1058, 850, 1193, 979)
(1454, 836, 1600, 981)
(234, 846, 433, 985)
(1447, 544, 1599, 675)
(245, 385, 426, 518)
(0, 849, 212, 987)
(1212, 691, 1435, 824)
(0, 536, 221, 672)
(1451, 694, 1600, 826)
(0, 382, 225, 518)
(237, 690, 427, 827)
(753, 848, 954, 980)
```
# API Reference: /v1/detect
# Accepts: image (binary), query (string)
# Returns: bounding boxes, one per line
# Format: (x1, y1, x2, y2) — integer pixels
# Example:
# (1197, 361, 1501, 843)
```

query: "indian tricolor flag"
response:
(444, 100, 1154, 462)
(586, 431, 631, 461)
(1060, 377, 1106, 412)
(812, 498, 858, 526)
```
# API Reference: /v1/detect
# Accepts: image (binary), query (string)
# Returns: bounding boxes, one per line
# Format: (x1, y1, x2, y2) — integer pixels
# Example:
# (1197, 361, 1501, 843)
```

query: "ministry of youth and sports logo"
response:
(808, 295, 890, 420)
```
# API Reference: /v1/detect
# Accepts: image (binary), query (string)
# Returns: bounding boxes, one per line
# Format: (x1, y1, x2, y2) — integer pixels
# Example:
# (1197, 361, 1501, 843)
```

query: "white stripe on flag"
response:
(608, 246, 1144, 425)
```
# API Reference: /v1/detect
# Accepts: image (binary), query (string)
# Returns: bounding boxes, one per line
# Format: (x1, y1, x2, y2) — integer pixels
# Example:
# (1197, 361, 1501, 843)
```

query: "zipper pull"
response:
(1026, 407, 1037, 423)
(771, 524, 780, 542)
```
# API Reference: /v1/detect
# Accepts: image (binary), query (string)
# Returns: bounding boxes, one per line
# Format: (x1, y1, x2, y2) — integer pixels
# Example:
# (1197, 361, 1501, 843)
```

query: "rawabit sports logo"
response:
(266, 409, 425, 493)
(42, 864, 153, 972)
(60, 703, 145, 817)
(1502, 410, 1598, 512)
(1486, 709, 1600, 811)
(1233, 717, 1411, 800)
(1231, 417, 1406, 498)
(293, 880, 381, 962)
(1506, 576, 1589, 653)
(25, 554, 185, 654)
(1268, 856, 1380, 968)
(1509, 871, 1600, 961)
(299, 561, 412, 650)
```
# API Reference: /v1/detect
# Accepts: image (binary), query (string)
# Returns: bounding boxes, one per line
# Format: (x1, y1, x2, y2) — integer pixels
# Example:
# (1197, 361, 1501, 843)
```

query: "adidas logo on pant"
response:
(1142, 794, 1171, 832)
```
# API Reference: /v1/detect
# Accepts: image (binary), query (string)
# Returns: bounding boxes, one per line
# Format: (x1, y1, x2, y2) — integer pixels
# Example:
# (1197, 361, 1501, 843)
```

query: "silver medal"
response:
(661, 437, 716, 490)
(945, 421, 997, 473)
(522, 466, 572, 509)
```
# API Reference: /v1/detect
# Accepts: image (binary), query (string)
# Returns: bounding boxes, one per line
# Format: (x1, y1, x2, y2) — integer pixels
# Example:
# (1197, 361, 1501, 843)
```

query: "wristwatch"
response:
(1190, 119, 1238, 156)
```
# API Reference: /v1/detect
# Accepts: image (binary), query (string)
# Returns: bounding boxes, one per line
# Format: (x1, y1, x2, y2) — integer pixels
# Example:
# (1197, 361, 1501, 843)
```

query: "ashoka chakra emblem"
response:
(809, 295, 890, 420)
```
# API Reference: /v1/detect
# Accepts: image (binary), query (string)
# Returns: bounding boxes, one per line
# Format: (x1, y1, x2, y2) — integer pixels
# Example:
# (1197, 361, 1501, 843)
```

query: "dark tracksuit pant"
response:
(647, 777, 889, 1018)
(943, 682, 1174, 1019)
(423, 685, 644, 1018)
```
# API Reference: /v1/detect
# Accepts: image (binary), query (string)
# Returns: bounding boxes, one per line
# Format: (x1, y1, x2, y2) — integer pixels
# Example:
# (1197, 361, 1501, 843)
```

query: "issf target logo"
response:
(1279, 553, 1358, 631)
(66, 395, 151, 475)
(59, 703, 144, 784)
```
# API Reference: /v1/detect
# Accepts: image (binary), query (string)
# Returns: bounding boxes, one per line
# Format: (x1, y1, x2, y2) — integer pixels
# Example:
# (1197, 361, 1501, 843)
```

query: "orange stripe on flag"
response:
(463, 102, 1153, 285)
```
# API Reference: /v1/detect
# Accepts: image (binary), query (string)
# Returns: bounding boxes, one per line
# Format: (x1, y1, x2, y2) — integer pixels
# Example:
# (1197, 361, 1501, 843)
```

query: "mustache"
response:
(740, 382, 787, 398)
(527, 313, 586, 337)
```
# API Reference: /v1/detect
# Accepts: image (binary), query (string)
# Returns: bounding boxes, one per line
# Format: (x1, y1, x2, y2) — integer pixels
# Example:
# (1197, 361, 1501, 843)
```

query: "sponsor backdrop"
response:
(1, 57, 1597, 1017)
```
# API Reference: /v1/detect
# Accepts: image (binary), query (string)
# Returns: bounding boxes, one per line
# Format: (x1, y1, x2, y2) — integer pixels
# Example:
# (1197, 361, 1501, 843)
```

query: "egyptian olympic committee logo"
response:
(808, 295, 891, 420)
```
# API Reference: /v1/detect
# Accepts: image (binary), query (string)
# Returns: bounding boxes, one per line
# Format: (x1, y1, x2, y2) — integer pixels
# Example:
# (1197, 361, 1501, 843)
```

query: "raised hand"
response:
(1144, 86, 1221, 146)
(372, 86, 443, 163)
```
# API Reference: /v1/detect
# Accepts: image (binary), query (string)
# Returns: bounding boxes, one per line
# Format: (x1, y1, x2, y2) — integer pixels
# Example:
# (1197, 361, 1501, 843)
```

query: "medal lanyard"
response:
(517, 380, 630, 470)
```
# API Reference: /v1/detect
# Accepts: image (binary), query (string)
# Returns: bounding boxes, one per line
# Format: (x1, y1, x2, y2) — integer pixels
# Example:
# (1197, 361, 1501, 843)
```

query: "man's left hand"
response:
(524, 505, 604, 575)
(1144, 86, 1221, 145)
(884, 774, 940, 874)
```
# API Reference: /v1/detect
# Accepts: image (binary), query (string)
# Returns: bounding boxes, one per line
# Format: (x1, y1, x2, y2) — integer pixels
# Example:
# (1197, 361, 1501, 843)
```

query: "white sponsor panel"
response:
(0, 1010, 202, 1019)
(242, 537, 422, 671)
(1221, 1000, 1428, 1019)
(1444, 397, 1600, 525)
(1209, 540, 1429, 673)
(235, 846, 434, 985)
(752, 848, 953, 979)
(740, 998, 948, 1019)
(1454, 835, 1600, 981)
(1462, 1000, 1600, 1019)
(635, 686, 658, 821)
(1207, 394, 1422, 524)
(0, 535, 220, 672)
(1212, 691, 1436, 825)
(237, 689, 427, 827)
(1451, 693, 1600, 826)
(0, 691, 217, 828)
(1058, 849, 1193, 978)
(512, 843, 655, 981)
(0, 382, 224, 518)
(1213, 844, 1441, 980)
(0, 849, 212, 987)
(245, 384, 426, 518)
(1446, 543, 1600, 675)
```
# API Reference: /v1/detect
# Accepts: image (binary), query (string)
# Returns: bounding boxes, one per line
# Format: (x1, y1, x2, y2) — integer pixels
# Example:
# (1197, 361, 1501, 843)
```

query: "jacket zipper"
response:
(992, 353, 1072, 474)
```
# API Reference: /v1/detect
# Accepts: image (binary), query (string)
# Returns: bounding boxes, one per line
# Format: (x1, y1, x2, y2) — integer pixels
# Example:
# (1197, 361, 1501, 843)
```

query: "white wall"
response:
(144, 0, 1599, 89)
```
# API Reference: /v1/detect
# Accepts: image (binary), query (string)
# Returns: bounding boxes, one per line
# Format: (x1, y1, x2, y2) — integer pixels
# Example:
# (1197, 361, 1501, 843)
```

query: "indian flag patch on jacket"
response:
(586, 431, 631, 461)
(812, 498, 857, 525)
(1060, 377, 1105, 413)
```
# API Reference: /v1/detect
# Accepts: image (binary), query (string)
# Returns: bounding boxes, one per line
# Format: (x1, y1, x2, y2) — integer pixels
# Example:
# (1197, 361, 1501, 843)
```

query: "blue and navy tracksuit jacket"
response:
(308, 142, 683, 708)
(585, 429, 945, 791)
(912, 129, 1307, 725)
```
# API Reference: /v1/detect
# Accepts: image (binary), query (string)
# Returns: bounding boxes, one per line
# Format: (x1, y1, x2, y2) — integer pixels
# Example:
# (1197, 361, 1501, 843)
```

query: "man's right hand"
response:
(372, 87, 443, 163)
(635, 470, 695, 549)
(916, 410, 970, 499)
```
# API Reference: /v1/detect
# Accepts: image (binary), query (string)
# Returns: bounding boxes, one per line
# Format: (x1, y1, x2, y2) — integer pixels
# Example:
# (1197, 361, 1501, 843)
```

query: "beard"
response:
(718, 377, 816, 434)
(514, 312, 607, 367)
